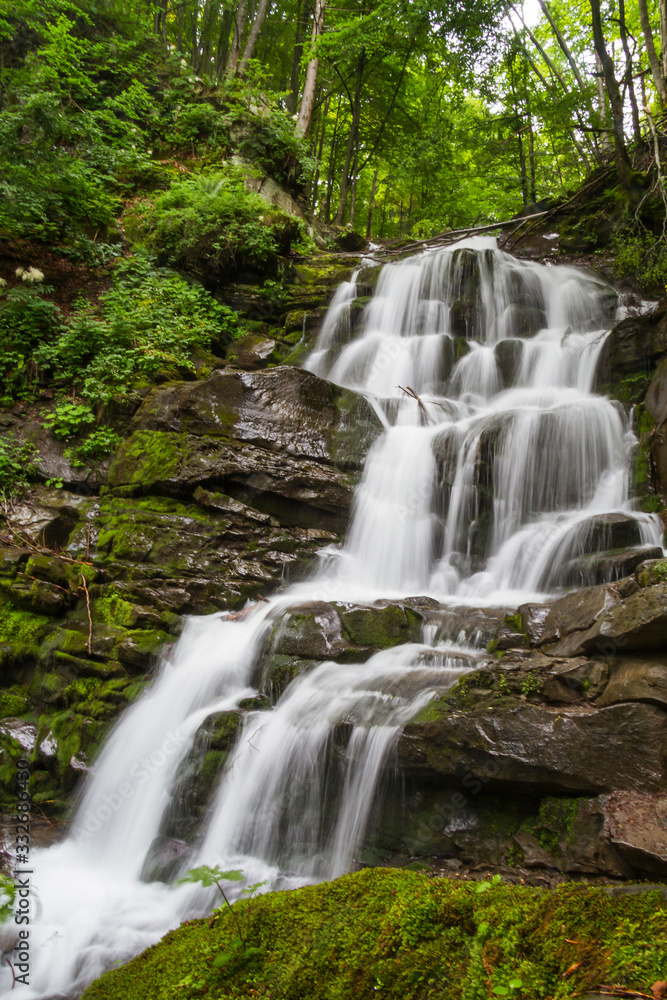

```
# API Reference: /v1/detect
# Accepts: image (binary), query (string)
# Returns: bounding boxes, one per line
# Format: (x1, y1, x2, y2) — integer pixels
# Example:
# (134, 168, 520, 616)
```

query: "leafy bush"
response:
(43, 402, 96, 438)
(73, 426, 122, 461)
(610, 224, 667, 291)
(128, 169, 302, 279)
(237, 109, 315, 193)
(36, 254, 238, 402)
(0, 437, 38, 498)
(0, 279, 65, 400)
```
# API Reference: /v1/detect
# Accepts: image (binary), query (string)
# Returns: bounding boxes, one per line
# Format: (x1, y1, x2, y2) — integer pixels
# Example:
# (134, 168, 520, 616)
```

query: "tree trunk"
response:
(214, 10, 234, 79)
(334, 49, 365, 225)
(239, 0, 271, 74)
(618, 0, 642, 141)
(349, 145, 359, 228)
(226, 0, 249, 77)
(295, 0, 327, 137)
(537, 0, 586, 89)
(366, 167, 379, 238)
(637, 0, 667, 105)
(286, 0, 305, 114)
(589, 0, 632, 186)
(661, 0, 667, 88)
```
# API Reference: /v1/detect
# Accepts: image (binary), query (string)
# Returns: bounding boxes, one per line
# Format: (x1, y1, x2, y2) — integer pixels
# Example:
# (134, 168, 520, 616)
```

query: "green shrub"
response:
(43, 402, 96, 438)
(128, 168, 302, 279)
(0, 279, 65, 399)
(36, 254, 238, 402)
(0, 437, 38, 498)
(610, 225, 667, 291)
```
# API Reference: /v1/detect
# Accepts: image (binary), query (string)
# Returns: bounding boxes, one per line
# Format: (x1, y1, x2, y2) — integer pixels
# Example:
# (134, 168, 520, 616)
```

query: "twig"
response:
(397, 385, 435, 423)
(81, 573, 92, 655)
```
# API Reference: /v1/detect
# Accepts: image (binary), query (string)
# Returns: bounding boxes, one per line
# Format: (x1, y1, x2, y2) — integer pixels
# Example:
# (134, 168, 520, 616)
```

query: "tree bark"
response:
(637, 0, 666, 105)
(238, 0, 271, 74)
(537, 0, 586, 89)
(366, 167, 379, 238)
(589, 0, 632, 186)
(334, 49, 365, 225)
(295, 0, 327, 137)
(618, 0, 642, 141)
(226, 0, 249, 77)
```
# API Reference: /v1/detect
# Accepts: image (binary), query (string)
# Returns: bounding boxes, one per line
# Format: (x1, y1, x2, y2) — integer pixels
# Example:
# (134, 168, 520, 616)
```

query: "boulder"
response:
(601, 790, 667, 876)
(560, 545, 664, 588)
(596, 302, 667, 386)
(398, 699, 667, 794)
(108, 367, 382, 524)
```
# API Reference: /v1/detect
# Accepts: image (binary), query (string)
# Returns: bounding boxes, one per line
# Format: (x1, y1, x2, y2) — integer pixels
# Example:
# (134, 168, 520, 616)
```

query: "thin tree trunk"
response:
(227, 0, 249, 77)
(618, 0, 642, 141)
(637, 0, 666, 105)
(537, 0, 587, 88)
(295, 0, 327, 137)
(366, 167, 379, 238)
(214, 10, 234, 79)
(661, 0, 667, 88)
(239, 0, 271, 74)
(334, 49, 365, 225)
(589, 0, 632, 186)
(286, 0, 305, 113)
(349, 153, 359, 228)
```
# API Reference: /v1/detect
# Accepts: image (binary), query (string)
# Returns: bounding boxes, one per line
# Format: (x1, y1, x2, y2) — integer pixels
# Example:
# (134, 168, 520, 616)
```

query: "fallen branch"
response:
(397, 385, 435, 423)
(81, 572, 92, 655)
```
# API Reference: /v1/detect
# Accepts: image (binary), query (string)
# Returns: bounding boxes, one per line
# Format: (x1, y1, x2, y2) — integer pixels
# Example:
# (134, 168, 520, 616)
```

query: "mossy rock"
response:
(337, 604, 422, 649)
(81, 867, 667, 1000)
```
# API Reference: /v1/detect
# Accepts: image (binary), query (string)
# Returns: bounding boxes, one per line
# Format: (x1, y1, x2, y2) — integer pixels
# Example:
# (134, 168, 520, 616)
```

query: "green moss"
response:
(81, 867, 667, 1000)
(0, 606, 52, 646)
(92, 594, 138, 628)
(108, 430, 187, 489)
(339, 606, 421, 649)
(0, 686, 29, 717)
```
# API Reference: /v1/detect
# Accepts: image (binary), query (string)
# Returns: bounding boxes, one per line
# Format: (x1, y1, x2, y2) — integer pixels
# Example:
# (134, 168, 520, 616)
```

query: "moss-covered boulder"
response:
(81, 868, 667, 1000)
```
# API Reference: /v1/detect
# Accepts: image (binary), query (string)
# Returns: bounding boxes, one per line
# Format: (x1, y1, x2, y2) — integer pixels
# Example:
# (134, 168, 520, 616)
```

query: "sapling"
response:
(178, 865, 266, 969)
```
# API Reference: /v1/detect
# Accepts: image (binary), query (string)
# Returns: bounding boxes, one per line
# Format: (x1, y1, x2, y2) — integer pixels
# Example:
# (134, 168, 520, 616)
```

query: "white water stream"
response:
(7, 238, 663, 998)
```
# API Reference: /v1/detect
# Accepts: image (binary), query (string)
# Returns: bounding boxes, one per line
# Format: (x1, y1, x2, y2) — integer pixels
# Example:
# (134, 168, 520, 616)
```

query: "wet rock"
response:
(561, 545, 664, 588)
(337, 604, 422, 649)
(596, 301, 667, 385)
(582, 581, 667, 652)
(494, 339, 523, 388)
(108, 368, 381, 525)
(536, 582, 619, 651)
(601, 790, 667, 876)
(229, 333, 277, 370)
(636, 557, 667, 587)
(575, 511, 644, 551)
(598, 654, 667, 709)
(270, 602, 347, 658)
(398, 698, 667, 794)
(260, 654, 319, 701)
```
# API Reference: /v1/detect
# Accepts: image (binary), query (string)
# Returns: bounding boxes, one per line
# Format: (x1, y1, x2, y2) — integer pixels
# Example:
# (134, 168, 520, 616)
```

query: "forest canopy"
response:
(0, 0, 666, 244)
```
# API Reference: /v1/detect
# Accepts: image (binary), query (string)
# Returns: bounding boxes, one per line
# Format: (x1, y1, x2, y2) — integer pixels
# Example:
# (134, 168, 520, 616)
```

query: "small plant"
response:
(177, 865, 266, 969)
(474, 873, 503, 894)
(492, 978, 523, 996)
(521, 674, 541, 697)
(69, 426, 121, 464)
(0, 438, 38, 499)
(498, 674, 511, 695)
(43, 402, 95, 438)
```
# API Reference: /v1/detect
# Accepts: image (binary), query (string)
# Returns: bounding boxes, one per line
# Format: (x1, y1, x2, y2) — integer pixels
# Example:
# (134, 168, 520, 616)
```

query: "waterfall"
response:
(11, 238, 663, 998)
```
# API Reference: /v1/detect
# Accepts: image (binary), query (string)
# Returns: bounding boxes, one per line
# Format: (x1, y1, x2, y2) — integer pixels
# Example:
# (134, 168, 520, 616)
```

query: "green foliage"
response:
(35, 254, 238, 403)
(0, 875, 15, 923)
(43, 402, 95, 438)
(71, 427, 122, 463)
(610, 224, 667, 291)
(129, 169, 301, 279)
(0, 437, 38, 498)
(178, 865, 265, 970)
(0, 280, 65, 400)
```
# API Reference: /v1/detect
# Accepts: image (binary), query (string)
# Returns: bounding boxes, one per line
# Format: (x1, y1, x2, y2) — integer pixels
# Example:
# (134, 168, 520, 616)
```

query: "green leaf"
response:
(493, 988, 510, 996)
(509, 979, 523, 989)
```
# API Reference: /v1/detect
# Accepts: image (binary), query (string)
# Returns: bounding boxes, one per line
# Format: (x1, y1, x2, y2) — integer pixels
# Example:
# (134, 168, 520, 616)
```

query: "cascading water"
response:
(9, 238, 663, 998)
